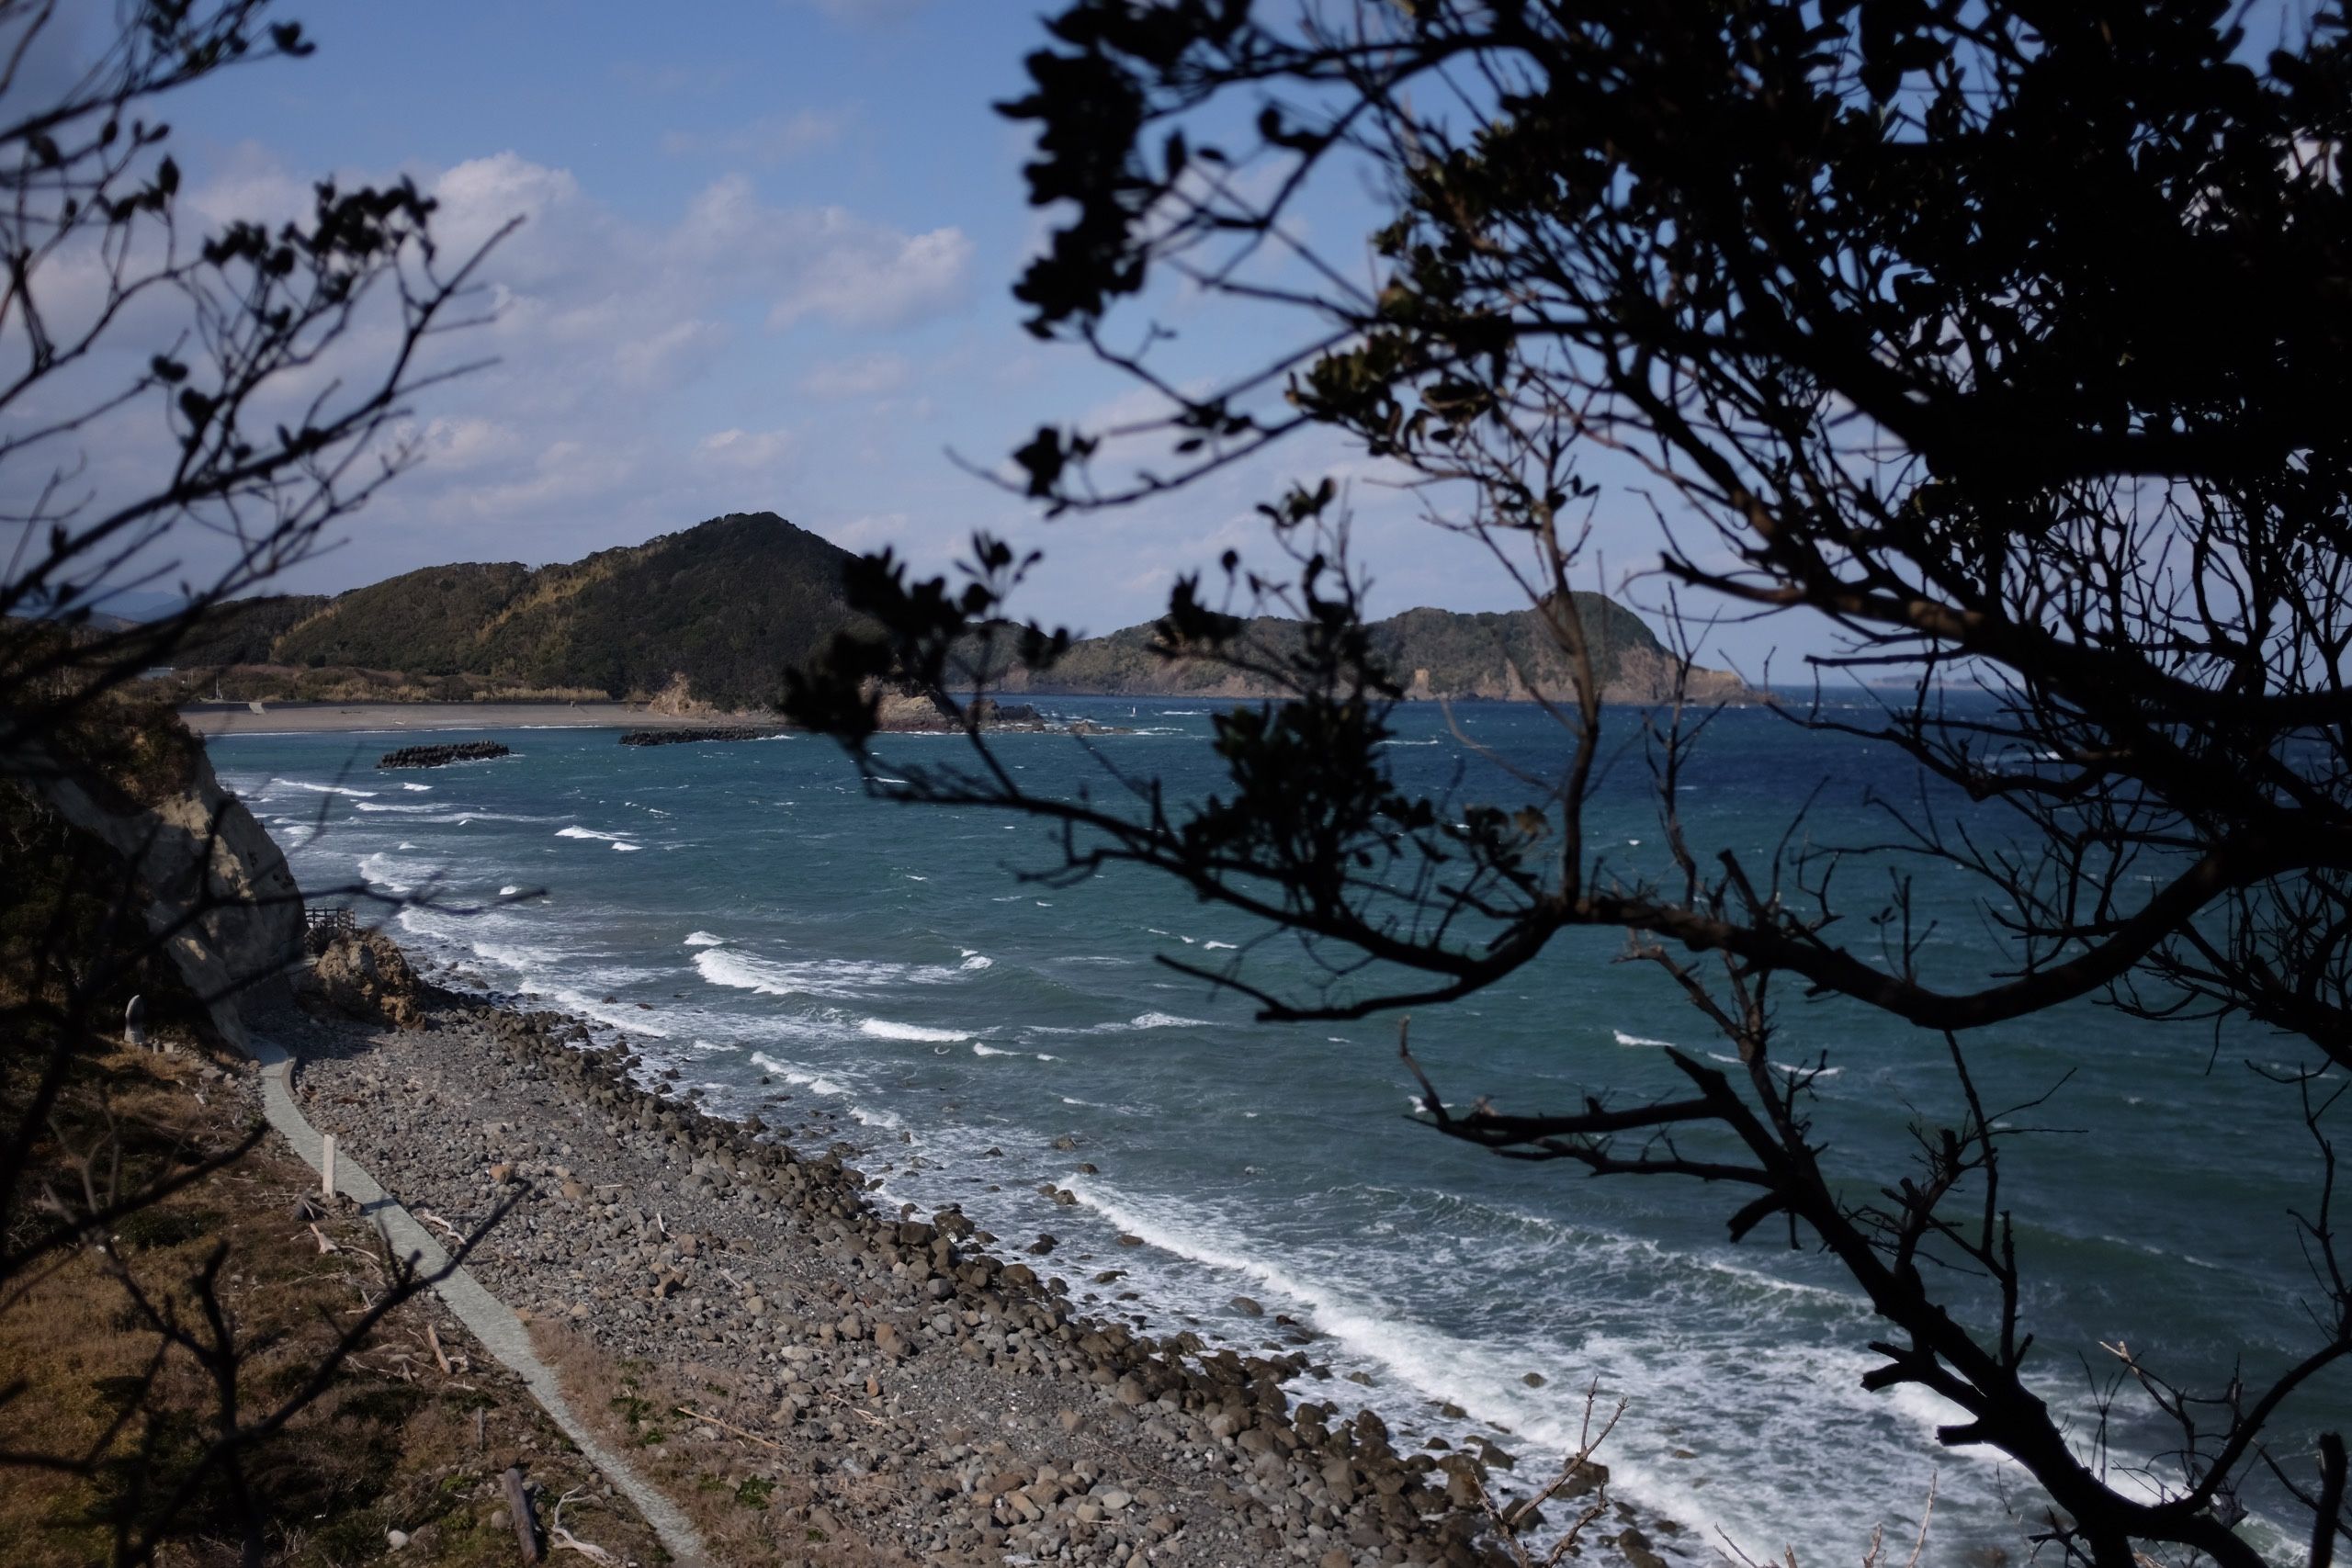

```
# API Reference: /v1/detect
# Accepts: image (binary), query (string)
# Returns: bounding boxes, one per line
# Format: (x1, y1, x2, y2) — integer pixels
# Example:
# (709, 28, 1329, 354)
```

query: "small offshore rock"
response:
(378, 740, 509, 769)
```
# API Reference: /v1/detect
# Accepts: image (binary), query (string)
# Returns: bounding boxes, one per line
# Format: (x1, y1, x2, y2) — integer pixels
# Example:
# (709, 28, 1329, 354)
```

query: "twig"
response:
(674, 1404, 788, 1450)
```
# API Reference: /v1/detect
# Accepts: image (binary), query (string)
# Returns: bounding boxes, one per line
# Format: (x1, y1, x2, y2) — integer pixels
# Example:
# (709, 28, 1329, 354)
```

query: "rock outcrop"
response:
(9, 738, 303, 1048)
(872, 694, 1046, 733)
(305, 930, 429, 1030)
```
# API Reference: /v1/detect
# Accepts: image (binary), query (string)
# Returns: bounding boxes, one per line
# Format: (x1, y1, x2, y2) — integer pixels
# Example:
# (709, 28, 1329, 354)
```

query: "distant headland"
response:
(155, 512, 1760, 714)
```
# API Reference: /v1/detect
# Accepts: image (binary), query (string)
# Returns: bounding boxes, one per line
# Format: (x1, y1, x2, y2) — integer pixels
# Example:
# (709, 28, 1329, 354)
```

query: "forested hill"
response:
(1004, 595, 1756, 705)
(175, 513, 863, 710)
(170, 514, 1752, 709)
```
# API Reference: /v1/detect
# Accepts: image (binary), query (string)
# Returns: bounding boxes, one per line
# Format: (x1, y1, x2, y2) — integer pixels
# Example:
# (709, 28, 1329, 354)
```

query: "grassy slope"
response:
(0, 749, 665, 1566)
(0, 1040, 670, 1568)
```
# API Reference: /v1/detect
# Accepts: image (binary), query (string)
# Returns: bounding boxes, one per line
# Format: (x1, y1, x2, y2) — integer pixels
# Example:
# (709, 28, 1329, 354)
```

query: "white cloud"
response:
(0, 140, 988, 594)
(667, 176, 973, 329)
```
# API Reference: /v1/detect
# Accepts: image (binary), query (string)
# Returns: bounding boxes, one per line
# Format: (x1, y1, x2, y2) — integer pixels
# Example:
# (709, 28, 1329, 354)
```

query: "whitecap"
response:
(612, 841, 642, 852)
(1708, 1049, 1841, 1079)
(969, 1041, 1016, 1055)
(958, 949, 993, 970)
(272, 777, 377, 797)
(862, 1019, 970, 1043)
(555, 826, 628, 842)
(1613, 1029, 1673, 1048)
(356, 852, 416, 894)
(354, 802, 447, 814)
(401, 783, 434, 792)
(695, 948, 958, 999)
(1129, 1011, 1204, 1030)
(684, 931, 726, 948)
(499, 886, 524, 897)
(1202, 940, 1238, 951)
(748, 1053, 845, 1097)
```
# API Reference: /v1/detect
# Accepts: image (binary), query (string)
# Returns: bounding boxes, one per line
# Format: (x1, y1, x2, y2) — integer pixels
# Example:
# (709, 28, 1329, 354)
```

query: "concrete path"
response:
(249, 1034, 711, 1566)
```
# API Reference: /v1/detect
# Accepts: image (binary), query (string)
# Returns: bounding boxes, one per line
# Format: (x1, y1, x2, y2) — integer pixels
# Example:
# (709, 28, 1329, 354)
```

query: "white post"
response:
(321, 1134, 337, 1201)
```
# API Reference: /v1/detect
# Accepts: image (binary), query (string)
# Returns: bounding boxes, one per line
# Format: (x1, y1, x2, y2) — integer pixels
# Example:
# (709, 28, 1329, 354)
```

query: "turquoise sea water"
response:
(209, 699, 2337, 1561)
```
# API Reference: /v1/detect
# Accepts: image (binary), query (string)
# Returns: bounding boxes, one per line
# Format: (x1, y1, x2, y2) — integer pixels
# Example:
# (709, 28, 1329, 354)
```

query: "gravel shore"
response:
(267, 973, 1674, 1568)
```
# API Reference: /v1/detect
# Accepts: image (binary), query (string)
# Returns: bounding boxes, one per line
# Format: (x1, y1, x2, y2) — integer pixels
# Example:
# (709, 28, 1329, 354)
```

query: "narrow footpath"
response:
(247, 1032, 714, 1568)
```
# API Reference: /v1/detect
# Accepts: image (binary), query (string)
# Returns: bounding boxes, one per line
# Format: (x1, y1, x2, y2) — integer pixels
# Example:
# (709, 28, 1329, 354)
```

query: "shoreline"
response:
(180, 701, 763, 736)
(274, 948, 1677, 1568)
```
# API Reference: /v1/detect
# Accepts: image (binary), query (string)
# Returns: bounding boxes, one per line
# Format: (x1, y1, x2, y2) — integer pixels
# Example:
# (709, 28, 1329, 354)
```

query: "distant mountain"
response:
(178, 513, 864, 710)
(171, 513, 1752, 709)
(1007, 595, 1755, 705)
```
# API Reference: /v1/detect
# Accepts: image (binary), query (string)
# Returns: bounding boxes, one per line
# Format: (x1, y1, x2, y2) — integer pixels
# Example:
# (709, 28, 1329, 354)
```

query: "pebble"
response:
(277, 968, 1673, 1568)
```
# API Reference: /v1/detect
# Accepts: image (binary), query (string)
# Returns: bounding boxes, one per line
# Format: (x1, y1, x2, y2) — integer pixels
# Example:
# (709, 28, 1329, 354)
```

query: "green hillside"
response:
(196, 513, 864, 709)
(173, 518, 1749, 710)
(167, 593, 330, 668)
(274, 563, 532, 675)
(1011, 592, 1746, 705)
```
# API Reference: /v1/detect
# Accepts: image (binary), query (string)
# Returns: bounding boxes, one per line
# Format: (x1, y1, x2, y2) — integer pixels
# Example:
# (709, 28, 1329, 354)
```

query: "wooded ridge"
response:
(165, 513, 1754, 708)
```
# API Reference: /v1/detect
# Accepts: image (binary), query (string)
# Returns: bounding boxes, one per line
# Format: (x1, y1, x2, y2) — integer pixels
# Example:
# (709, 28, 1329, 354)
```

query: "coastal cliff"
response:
(7, 708, 302, 1046)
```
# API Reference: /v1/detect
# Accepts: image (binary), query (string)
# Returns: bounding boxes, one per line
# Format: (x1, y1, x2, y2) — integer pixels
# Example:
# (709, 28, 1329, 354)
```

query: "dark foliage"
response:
(790, 3, 2352, 1562)
(1019, 592, 1685, 700)
(0, 6, 513, 1562)
(272, 563, 531, 675)
(164, 596, 328, 670)
(249, 512, 866, 708)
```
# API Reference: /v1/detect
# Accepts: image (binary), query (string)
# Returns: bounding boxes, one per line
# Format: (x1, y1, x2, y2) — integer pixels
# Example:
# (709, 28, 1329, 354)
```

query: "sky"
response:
(22, 0, 1796, 674)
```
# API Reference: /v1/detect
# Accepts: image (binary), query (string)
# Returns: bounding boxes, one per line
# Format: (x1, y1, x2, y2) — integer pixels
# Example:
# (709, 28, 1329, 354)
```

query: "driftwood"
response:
(502, 1466, 540, 1563)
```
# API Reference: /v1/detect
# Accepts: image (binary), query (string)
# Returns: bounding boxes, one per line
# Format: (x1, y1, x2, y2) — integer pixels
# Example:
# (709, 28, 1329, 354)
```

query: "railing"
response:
(302, 907, 356, 954)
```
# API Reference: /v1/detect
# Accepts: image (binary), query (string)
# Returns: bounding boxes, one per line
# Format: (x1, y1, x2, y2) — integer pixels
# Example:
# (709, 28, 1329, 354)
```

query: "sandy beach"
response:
(179, 702, 772, 737)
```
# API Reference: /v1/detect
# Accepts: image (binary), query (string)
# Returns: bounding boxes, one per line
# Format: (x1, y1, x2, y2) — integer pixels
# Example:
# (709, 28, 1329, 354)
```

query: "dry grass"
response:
(528, 1319, 926, 1568)
(0, 1040, 668, 1567)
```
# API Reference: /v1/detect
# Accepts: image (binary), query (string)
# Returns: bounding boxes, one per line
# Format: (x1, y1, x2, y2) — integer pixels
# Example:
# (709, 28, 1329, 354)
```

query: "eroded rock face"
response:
(12, 739, 302, 1048)
(308, 931, 428, 1030)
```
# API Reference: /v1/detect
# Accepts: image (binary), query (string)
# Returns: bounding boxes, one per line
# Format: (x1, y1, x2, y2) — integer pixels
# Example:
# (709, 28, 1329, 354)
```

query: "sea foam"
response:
(861, 1019, 970, 1043)
(272, 777, 376, 797)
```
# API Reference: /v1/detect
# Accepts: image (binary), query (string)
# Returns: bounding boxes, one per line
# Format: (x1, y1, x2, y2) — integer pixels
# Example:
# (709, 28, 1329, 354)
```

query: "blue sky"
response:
(61, 0, 1781, 671)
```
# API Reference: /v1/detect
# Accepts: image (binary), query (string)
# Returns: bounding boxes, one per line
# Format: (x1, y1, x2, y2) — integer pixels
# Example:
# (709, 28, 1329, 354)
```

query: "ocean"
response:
(208, 697, 2335, 1562)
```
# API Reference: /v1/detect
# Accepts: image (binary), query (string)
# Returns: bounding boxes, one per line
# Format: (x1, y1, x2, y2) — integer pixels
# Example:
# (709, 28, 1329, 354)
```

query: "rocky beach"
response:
(268, 942, 1668, 1568)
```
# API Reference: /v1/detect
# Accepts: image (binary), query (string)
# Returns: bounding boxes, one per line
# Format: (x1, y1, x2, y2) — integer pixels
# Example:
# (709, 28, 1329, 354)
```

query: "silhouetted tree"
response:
(0, 5, 511, 1561)
(789, 3, 2352, 1562)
